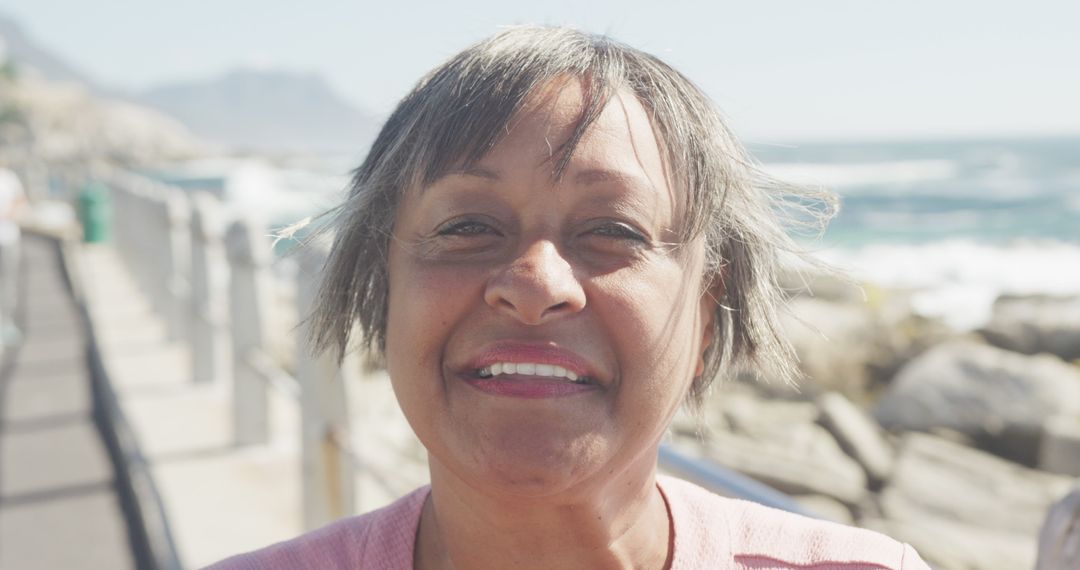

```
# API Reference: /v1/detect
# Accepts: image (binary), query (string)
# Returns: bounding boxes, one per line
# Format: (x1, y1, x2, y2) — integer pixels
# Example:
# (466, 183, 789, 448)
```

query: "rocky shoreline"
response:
(671, 275, 1080, 570)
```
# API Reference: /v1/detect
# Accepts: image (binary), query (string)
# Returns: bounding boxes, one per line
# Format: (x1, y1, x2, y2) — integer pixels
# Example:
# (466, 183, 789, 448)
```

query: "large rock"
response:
(863, 516, 1037, 570)
(719, 392, 820, 432)
(881, 432, 1073, 534)
(779, 298, 876, 399)
(776, 294, 950, 403)
(817, 392, 894, 486)
(869, 432, 1075, 570)
(696, 394, 868, 506)
(700, 429, 868, 507)
(874, 339, 1080, 464)
(980, 294, 1080, 362)
(1039, 415, 1080, 476)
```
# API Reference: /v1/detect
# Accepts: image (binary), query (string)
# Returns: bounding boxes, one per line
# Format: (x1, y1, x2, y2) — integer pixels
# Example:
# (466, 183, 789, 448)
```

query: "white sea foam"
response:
(815, 240, 1080, 331)
(763, 160, 958, 189)
(206, 159, 346, 226)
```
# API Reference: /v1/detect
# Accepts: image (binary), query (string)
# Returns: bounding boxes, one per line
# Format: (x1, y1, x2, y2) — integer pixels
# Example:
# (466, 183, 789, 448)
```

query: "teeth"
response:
(476, 362, 586, 382)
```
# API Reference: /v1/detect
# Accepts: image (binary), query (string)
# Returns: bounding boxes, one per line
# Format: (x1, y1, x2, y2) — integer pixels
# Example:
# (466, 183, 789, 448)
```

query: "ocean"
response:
(747, 136, 1080, 329)
(206, 135, 1080, 331)
(750, 137, 1080, 245)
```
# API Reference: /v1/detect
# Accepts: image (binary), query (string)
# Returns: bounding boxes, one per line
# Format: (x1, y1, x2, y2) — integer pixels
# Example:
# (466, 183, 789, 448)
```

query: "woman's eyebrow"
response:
(574, 168, 657, 193)
(422, 166, 501, 195)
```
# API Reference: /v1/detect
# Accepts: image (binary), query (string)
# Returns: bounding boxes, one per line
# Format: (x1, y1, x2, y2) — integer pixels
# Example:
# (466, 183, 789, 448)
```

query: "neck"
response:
(415, 452, 673, 570)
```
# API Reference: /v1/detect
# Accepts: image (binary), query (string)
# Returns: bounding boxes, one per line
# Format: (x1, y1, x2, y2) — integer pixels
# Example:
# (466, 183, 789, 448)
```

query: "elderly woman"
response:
(210, 27, 929, 570)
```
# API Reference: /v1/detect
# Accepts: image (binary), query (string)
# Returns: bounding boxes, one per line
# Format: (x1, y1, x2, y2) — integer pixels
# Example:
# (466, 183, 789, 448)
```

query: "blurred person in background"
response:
(1037, 484, 1080, 570)
(208, 27, 930, 569)
(0, 158, 25, 346)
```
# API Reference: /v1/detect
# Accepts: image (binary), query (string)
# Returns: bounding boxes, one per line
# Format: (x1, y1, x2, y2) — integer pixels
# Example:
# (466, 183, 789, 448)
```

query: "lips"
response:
(466, 342, 596, 381)
(459, 342, 603, 398)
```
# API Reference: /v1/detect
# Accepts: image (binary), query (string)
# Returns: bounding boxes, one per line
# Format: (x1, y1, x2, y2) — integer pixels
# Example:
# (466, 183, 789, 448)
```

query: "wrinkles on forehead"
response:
(442, 83, 685, 241)
(417, 78, 684, 227)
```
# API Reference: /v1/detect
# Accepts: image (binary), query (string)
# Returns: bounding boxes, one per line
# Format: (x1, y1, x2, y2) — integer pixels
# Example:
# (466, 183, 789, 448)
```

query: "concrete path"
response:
(0, 235, 135, 569)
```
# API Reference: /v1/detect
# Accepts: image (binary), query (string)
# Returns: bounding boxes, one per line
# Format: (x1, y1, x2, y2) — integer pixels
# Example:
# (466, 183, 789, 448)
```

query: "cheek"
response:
(596, 262, 704, 396)
(385, 252, 483, 439)
(384, 252, 484, 375)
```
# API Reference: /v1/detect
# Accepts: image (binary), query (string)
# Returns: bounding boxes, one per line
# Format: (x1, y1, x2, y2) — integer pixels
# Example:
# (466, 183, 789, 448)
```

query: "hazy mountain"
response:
(1, 12, 378, 154)
(138, 68, 379, 154)
(1, 13, 202, 164)
(0, 13, 105, 92)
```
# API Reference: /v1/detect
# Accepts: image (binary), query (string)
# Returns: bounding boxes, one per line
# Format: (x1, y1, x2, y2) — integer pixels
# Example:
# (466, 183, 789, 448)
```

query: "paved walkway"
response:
(0, 235, 135, 569)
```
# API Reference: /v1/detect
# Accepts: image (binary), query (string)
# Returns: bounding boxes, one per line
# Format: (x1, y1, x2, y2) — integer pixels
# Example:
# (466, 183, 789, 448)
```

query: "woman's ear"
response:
(695, 274, 724, 377)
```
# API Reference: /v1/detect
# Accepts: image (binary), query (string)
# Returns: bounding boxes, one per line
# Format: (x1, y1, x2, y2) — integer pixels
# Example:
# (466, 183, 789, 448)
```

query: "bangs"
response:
(403, 29, 625, 189)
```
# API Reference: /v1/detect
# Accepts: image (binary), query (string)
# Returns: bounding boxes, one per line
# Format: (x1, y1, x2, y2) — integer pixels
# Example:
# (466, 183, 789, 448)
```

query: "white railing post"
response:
(189, 192, 231, 384)
(137, 185, 158, 298)
(226, 217, 273, 445)
(161, 189, 191, 343)
(108, 173, 148, 295)
(296, 240, 354, 530)
(142, 184, 170, 322)
(115, 184, 132, 257)
(140, 183, 165, 313)
(108, 175, 131, 257)
(118, 184, 135, 260)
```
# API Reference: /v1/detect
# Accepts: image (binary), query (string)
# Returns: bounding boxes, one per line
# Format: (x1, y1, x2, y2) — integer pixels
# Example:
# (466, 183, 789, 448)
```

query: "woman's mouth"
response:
(465, 363, 598, 398)
(462, 343, 602, 398)
(475, 362, 592, 384)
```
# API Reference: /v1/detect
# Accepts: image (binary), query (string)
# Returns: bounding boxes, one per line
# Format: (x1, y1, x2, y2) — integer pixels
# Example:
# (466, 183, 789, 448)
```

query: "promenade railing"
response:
(103, 167, 356, 530)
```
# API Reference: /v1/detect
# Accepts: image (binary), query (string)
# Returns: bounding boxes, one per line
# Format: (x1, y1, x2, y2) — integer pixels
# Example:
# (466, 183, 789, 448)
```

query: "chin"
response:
(446, 423, 610, 500)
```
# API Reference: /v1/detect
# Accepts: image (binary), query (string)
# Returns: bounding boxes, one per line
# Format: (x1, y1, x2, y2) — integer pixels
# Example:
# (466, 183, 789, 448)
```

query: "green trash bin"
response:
(78, 182, 111, 243)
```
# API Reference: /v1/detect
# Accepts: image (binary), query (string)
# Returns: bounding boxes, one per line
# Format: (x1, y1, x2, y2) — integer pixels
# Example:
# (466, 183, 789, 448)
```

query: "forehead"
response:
(503, 80, 668, 175)
(433, 80, 678, 208)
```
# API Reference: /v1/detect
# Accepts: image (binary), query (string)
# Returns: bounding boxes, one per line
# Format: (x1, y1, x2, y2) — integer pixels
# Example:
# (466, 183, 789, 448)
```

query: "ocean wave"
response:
(814, 240, 1080, 330)
(763, 160, 958, 188)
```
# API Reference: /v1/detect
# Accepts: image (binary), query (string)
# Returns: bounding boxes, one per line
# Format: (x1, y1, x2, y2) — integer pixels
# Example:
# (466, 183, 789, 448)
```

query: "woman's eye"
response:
(589, 222, 647, 242)
(437, 220, 497, 236)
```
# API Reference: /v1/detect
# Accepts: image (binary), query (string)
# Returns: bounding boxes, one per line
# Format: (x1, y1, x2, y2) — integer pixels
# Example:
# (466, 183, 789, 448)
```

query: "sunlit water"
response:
(751, 136, 1080, 329)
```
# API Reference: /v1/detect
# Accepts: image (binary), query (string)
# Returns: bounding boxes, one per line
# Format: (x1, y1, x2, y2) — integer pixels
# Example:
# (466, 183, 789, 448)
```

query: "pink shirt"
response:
(206, 475, 929, 569)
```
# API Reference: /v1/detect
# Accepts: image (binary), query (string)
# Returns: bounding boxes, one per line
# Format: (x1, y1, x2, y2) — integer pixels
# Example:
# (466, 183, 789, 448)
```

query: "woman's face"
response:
(385, 81, 715, 498)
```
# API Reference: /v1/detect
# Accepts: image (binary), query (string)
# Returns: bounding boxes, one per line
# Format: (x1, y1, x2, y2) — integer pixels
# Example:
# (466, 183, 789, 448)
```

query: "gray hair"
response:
(309, 26, 835, 401)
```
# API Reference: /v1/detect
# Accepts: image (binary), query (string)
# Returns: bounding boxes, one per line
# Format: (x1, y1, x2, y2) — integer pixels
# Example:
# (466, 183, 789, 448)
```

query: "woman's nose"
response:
(484, 240, 586, 325)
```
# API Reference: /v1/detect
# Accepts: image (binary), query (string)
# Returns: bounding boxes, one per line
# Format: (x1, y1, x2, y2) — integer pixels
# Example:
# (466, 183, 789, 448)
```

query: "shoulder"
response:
(202, 486, 429, 570)
(658, 476, 929, 570)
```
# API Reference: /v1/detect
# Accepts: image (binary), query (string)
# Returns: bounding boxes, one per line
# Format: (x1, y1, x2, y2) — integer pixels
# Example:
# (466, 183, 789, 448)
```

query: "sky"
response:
(2, 0, 1079, 142)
